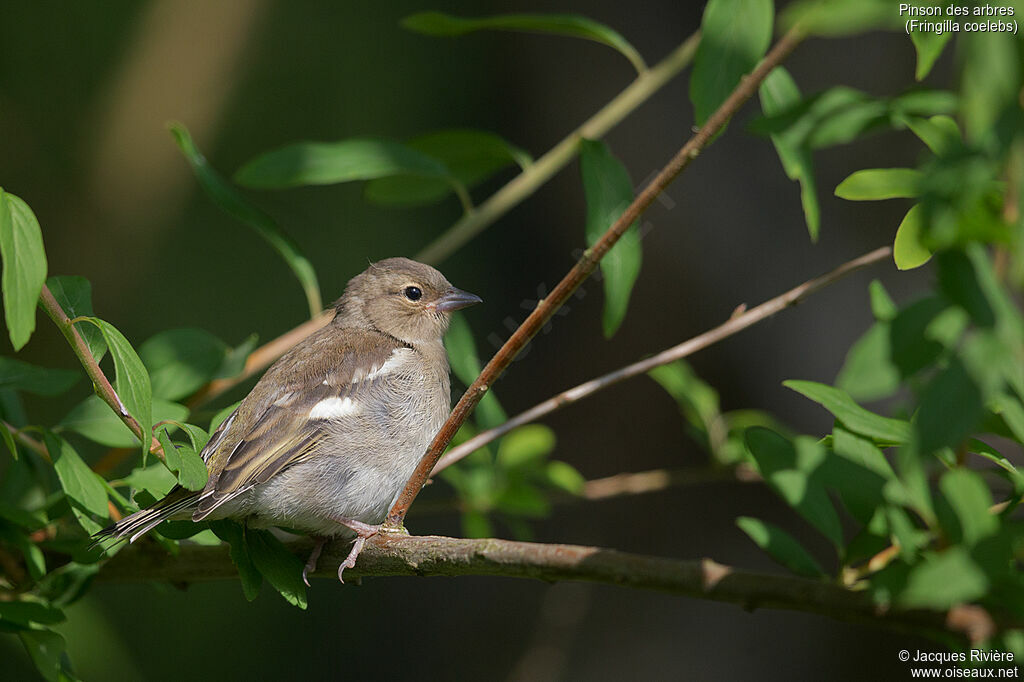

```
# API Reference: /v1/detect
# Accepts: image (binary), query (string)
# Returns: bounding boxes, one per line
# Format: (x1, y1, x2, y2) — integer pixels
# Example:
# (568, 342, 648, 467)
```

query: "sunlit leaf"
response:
(402, 11, 646, 73)
(45, 433, 108, 530)
(0, 189, 47, 351)
(60, 396, 186, 449)
(893, 204, 932, 270)
(760, 66, 820, 240)
(783, 381, 910, 442)
(835, 168, 922, 200)
(691, 0, 773, 128)
(247, 528, 307, 608)
(938, 469, 996, 546)
(898, 548, 988, 609)
(736, 516, 825, 577)
(496, 424, 556, 469)
(910, 31, 951, 81)
(444, 313, 506, 430)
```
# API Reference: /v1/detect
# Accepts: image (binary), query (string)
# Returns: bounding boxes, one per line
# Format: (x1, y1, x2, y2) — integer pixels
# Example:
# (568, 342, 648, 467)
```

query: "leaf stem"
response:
(433, 246, 891, 474)
(389, 27, 807, 527)
(38, 284, 163, 461)
(414, 31, 701, 265)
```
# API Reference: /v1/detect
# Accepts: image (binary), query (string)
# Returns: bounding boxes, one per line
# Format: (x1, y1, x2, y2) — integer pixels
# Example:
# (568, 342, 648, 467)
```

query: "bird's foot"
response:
(303, 536, 327, 586)
(332, 518, 382, 584)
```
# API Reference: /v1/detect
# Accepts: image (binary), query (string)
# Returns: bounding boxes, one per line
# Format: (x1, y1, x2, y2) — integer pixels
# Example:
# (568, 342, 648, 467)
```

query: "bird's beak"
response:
(435, 287, 482, 312)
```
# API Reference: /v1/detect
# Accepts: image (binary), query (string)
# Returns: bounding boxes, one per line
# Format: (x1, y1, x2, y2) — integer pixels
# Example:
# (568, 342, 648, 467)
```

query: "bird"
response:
(94, 257, 481, 583)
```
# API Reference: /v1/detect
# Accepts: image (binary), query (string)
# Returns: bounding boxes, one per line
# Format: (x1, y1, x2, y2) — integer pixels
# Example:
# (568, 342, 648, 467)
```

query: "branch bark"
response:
(433, 246, 891, 474)
(98, 533, 997, 646)
(387, 28, 807, 527)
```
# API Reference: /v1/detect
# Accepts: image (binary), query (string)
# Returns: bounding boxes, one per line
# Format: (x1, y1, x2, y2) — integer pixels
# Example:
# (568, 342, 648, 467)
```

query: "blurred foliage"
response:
(1, 1, 1024, 678)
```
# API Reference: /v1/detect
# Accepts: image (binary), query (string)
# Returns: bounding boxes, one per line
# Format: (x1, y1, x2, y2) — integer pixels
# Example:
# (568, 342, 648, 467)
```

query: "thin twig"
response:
(97, 533, 1001, 646)
(38, 285, 164, 460)
(415, 32, 701, 265)
(387, 27, 807, 527)
(433, 246, 892, 474)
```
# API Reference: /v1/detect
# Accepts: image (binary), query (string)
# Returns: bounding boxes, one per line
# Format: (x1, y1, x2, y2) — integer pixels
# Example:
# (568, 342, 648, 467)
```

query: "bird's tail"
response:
(92, 487, 199, 549)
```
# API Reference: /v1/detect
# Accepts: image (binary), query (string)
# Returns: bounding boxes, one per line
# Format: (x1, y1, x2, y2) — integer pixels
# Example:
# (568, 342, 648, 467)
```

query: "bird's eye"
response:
(404, 286, 422, 301)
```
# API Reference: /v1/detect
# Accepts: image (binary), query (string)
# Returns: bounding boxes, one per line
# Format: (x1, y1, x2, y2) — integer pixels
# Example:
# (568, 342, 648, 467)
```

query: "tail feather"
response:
(92, 487, 200, 549)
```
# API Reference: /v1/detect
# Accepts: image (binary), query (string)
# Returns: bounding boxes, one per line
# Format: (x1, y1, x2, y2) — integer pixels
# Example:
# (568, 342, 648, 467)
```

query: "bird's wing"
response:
(192, 326, 408, 521)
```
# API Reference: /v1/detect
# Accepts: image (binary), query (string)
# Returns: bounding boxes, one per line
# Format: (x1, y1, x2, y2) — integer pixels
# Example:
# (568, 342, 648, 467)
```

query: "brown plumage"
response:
(95, 257, 481, 582)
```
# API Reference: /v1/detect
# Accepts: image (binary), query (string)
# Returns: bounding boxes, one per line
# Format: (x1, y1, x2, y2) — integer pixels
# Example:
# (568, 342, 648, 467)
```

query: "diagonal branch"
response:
(433, 246, 892, 474)
(38, 284, 164, 460)
(387, 27, 807, 527)
(97, 532, 1000, 646)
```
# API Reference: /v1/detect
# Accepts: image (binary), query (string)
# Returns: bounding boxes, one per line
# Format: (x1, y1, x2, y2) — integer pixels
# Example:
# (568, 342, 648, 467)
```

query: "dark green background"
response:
(2, 1, 942, 679)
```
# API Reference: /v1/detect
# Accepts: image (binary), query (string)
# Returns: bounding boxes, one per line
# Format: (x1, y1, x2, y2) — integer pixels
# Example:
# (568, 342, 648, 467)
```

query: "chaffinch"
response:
(96, 257, 481, 582)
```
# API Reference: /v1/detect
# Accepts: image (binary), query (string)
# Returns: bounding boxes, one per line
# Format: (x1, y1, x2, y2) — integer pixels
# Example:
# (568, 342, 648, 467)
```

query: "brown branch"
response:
(387, 28, 807, 526)
(434, 246, 892, 474)
(96, 533, 999, 646)
(38, 284, 164, 461)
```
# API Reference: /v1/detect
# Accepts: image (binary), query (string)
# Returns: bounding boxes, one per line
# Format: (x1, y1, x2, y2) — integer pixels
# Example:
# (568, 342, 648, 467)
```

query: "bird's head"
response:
(334, 257, 481, 344)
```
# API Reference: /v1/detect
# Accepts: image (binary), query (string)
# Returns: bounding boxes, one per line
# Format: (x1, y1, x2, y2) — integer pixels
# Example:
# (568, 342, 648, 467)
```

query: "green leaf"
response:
(835, 323, 900, 401)
(215, 334, 258, 380)
(209, 520, 262, 601)
(760, 67, 820, 240)
(0, 601, 65, 627)
(246, 528, 307, 608)
(401, 12, 646, 73)
(938, 469, 996, 546)
(235, 137, 450, 190)
(835, 168, 922, 200)
(780, 0, 895, 36)
(155, 427, 208, 491)
(60, 396, 187, 449)
(690, 0, 773, 128)
(169, 123, 322, 318)
(0, 420, 16, 460)
(968, 438, 1024, 491)
(831, 427, 896, 481)
(905, 115, 961, 155)
(580, 139, 642, 337)
(365, 129, 530, 207)
(495, 480, 550, 517)
(889, 296, 947, 377)
(937, 250, 995, 328)
(909, 31, 951, 81)
(0, 357, 78, 396)
(444, 313, 506, 430)
(209, 401, 241, 433)
(18, 628, 67, 682)
(736, 516, 825, 577)
(868, 280, 898, 322)
(744, 428, 844, 547)
(46, 276, 106, 361)
(914, 358, 984, 455)
(121, 463, 177, 499)
(545, 460, 586, 495)
(45, 433, 108, 526)
(893, 204, 932, 270)
(960, 33, 1020, 143)
(140, 328, 228, 401)
(496, 425, 556, 469)
(0, 189, 47, 351)
(897, 547, 988, 609)
(80, 317, 153, 460)
(783, 381, 911, 443)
